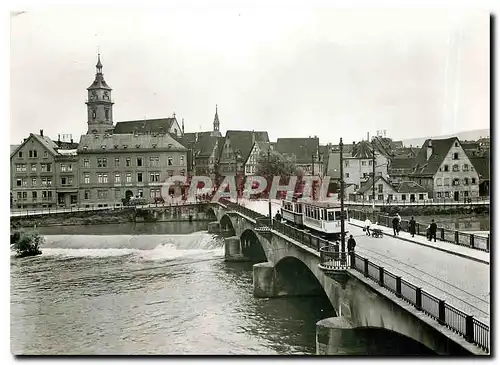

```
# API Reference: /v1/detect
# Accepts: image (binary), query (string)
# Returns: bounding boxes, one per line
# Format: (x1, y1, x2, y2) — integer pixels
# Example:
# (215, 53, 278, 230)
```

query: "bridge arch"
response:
(220, 214, 236, 235)
(274, 256, 331, 300)
(205, 206, 217, 221)
(240, 229, 267, 262)
(341, 326, 438, 355)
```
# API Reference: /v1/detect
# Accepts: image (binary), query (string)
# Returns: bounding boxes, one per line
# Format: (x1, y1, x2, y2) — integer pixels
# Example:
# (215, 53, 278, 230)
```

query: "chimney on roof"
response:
(40, 129, 43, 137)
(427, 140, 433, 161)
(71, 138, 74, 144)
(58, 134, 60, 142)
(367, 132, 369, 141)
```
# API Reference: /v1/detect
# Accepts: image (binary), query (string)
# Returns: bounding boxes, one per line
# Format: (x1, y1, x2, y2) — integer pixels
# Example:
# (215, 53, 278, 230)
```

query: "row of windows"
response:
(436, 177, 476, 186)
(81, 171, 186, 184)
(436, 191, 471, 198)
(17, 150, 49, 159)
(15, 163, 53, 173)
(84, 156, 183, 168)
(439, 164, 473, 172)
(15, 191, 53, 201)
(344, 160, 374, 167)
(83, 188, 163, 200)
(15, 176, 76, 187)
(345, 172, 383, 178)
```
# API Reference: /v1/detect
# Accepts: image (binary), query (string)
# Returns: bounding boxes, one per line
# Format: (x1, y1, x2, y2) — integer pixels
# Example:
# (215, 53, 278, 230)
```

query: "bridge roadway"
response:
(236, 199, 490, 326)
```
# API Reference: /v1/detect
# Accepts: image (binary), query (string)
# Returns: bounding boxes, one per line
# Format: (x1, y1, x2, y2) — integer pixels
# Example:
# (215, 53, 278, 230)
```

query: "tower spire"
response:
(96, 52, 103, 74)
(213, 104, 220, 132)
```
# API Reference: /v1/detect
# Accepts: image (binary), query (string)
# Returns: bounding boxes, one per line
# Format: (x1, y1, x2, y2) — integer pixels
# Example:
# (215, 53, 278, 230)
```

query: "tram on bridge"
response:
(280, 197, 348, 241)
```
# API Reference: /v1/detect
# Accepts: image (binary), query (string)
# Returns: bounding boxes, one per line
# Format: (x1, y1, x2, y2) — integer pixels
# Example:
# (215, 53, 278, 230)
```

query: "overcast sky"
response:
(10, 7, 489, 145)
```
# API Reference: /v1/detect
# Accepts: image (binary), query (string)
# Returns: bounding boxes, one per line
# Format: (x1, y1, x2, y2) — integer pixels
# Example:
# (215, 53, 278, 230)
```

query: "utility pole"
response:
(268, 148, 272, 225)
(372, 147, 376, 223)
(339, 138, 346, 264)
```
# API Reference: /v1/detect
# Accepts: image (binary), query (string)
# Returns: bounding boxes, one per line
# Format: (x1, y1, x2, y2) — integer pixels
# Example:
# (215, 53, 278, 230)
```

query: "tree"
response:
(255, 150, 298, 181)
(11, 229, 43, 258)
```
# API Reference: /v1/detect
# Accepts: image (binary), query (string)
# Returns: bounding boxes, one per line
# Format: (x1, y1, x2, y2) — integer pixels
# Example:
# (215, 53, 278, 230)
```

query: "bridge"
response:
(207, 198, 490, 355)
(342, 198, 489, 207)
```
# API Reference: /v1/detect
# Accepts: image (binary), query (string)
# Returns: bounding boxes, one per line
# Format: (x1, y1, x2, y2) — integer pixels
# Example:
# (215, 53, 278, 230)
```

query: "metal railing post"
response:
(379, 267, 384, 287)
(470, 234, 475, 248)
(465, 315, 474, 343)
(364, 258, 369, 277)
(455, 230, 459, 244)
(396, 276, 402, 298)
(438, 300, 446, 325)
(415, 287, 422, 310)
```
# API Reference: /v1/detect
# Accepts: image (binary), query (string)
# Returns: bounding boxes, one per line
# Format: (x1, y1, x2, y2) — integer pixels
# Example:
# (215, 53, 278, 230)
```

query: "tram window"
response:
(327, 211, 335, 221)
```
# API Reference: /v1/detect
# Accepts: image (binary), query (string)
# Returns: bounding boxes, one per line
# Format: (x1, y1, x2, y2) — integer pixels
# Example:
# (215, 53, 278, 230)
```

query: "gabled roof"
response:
(114, 117, 178, 134)
(396, 181, 429, 194)
(469, 153, 490, 180)
(224, 130, 269, 162)
(410, 137, 458, 176)
(351, 140, 374, 159)
(244, 141, 272, 164)
(77, 133, 187, 152)
(195, 134, 222, 157)
(10, 133, 60, 158)
(275, 137, 319, 164)
(357, 175, 396, 195)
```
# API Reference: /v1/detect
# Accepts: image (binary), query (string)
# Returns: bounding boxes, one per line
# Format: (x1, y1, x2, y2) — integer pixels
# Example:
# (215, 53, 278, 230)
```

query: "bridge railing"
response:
(350, 253, 489, 353)
(344, 196, 489, 207)
(348, 210, 490, 252)
(319, 246, 352, 270)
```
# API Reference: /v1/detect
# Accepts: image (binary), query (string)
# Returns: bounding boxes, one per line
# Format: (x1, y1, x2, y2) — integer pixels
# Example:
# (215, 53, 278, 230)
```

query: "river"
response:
(11, 222, 436, 355)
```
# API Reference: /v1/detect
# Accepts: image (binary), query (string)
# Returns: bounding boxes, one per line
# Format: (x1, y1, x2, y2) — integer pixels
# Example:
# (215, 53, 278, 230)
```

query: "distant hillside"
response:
(400, 129, 490, 148)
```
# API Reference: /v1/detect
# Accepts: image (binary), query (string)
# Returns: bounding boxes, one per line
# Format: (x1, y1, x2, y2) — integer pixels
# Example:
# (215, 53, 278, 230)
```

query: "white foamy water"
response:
(38, 232, 224, 261)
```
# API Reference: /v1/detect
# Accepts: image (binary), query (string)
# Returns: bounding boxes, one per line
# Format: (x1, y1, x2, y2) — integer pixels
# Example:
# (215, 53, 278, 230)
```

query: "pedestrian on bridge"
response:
(428, 219, 438, 242)
(392, 216, 400, 236)
(364, 218, 371, 236)
(347, 235, 356, 253)
(409, 217, 416, 238)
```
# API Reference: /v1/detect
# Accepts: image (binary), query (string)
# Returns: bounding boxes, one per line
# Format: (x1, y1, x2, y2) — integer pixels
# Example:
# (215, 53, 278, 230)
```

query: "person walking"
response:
(409, 216, 416, 238)
(429, 219, 438, 242)
(347, 235, 356, 253)
(392, 215, 399, 237)
(364, 218, 372, 236)
(396, 213, 402, 234)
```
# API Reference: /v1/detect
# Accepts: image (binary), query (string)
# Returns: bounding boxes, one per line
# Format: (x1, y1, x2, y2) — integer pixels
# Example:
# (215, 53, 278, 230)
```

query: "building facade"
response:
(77, 134, 187, 207)
(10, 132, 78, 209)
(244, 141, 272, 176)
(343, 141, 389, 190)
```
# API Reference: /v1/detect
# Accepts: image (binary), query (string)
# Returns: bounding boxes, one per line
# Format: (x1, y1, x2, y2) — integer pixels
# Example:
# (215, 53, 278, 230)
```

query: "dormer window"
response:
(152, 144, 157, 148)
(114, 145, 118, 149)
(101, 145, 106, 149)
(83, 146, 88, 151)
(168, 144, 173, 148)
(123, 145, 128, 149)
(135, 144, 141, 148)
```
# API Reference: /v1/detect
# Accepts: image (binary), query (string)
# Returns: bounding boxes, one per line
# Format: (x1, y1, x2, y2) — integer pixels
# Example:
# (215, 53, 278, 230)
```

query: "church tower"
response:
(213, 104, 220, 133)
(86, 54, 114, 134)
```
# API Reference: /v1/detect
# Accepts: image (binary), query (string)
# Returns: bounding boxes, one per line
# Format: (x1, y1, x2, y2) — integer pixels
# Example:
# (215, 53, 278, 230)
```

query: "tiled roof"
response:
(55, 140, 79, 150)
(351, 140, 374, 159)
(225, 130, 269, 162)
(389, 158, 415, 170)
(114, 118, 177, 134)
(357, 176, 395, 195)
(196, 134, 222, 157)
(410, 137, 457, 176)
(469, 153, 490, 180)
(275, 137, 319, 164)
(77, 133, 187, 152)
(396, 181, 429, 194)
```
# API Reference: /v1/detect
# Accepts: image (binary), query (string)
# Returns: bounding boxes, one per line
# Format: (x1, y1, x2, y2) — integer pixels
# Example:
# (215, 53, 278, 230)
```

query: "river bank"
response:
(11, 204, 217, 228)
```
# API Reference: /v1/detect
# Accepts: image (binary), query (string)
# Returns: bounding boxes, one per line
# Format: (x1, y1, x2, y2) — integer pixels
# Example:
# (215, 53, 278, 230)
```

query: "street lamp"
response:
(339, 138, 346, 264)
